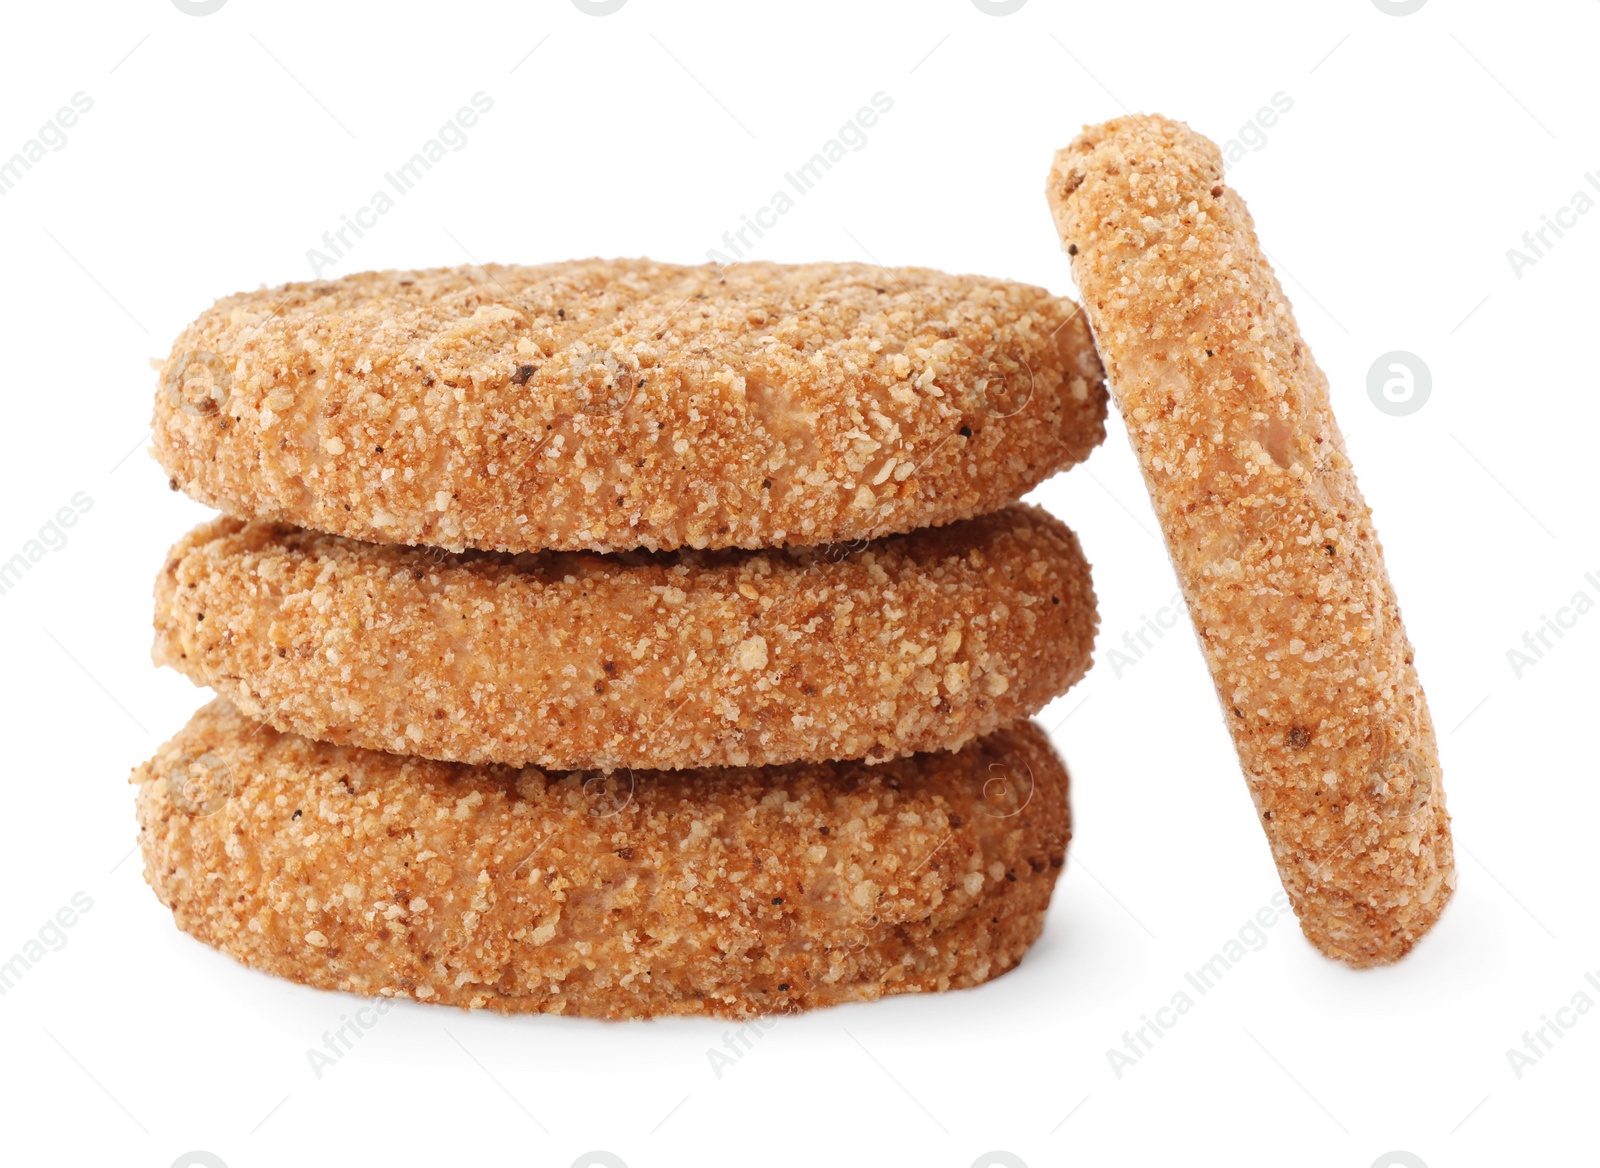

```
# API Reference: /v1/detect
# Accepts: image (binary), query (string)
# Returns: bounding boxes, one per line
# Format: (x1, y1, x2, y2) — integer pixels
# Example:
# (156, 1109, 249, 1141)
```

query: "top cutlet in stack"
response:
(133, 258, 1108, 1019)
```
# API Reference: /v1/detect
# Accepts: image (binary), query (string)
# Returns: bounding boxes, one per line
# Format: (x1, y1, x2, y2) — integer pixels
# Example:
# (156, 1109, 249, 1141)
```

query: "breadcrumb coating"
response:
(153, 506, 1096, 771)
(1046, 115, 1452, 966)
(150, 259, 1106, 553)
(134, 701, 1069, 1020)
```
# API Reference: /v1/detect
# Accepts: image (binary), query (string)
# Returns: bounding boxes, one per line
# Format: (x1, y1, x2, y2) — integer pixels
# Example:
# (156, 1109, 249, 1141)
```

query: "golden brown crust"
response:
(150, 259, 1106, 553)
(1046, 115, 1452, 966)
(133, 701, 1069, 1020)
(153, 506, 1096, 771)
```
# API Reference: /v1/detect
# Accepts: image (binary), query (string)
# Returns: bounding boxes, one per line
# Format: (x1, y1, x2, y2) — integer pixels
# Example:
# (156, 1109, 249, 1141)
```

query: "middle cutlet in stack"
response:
(136, 258, 1108, 1019)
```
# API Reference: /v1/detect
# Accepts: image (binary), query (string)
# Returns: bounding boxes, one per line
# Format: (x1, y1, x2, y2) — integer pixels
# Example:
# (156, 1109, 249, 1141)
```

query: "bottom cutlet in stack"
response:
(136, 704, 1072, 1020)
(134, 260, 1108, 1019)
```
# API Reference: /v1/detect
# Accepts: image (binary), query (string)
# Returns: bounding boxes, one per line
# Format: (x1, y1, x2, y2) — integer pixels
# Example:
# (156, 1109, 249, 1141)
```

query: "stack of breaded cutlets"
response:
(133, 259, 1107, 1019)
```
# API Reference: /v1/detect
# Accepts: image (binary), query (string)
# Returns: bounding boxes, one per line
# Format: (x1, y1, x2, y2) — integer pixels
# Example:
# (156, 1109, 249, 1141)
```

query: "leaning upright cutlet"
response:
(1046, 115, 1453, 966)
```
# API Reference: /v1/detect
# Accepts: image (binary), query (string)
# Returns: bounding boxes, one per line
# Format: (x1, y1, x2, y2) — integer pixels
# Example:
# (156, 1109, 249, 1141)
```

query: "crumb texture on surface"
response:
(151, 259, 1106, 553)
(154, 505, 1096, 771)
(1047, 114, 1452, 966)
(134, 701, 1069, 1020)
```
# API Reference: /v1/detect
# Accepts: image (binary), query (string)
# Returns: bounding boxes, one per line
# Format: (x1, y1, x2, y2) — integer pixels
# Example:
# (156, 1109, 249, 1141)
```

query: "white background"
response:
(0, 1, 1594, 1165)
